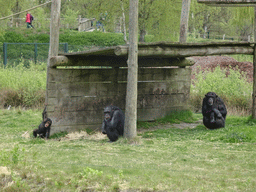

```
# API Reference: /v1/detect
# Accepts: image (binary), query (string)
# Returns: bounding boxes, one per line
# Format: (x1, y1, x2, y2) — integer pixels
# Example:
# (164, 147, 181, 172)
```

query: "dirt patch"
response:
(60, 131, 106, 141)
(190, 56, 253, 82)
(0, 167, 11, 176)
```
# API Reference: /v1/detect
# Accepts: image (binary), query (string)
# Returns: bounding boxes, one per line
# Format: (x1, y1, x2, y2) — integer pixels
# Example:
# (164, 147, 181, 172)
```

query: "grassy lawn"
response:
(1, 109, 256, 191)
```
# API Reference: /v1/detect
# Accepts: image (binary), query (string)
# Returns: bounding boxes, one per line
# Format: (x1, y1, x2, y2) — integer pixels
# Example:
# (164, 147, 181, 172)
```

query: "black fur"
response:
(33, 107, 52, 139)
(202, 92, 227, 129)
(101, 106, 125, 142)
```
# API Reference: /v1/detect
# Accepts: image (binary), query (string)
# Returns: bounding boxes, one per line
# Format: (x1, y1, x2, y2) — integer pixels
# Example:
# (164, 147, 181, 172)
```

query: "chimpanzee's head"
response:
(104, 106, 114, 121)
(205, 92, 218, 106)
(44, 118, 52, 128)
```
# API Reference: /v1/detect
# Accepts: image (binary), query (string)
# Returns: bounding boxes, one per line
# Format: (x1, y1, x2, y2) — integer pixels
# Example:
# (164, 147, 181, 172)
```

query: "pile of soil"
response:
(190, 56, 253, 82)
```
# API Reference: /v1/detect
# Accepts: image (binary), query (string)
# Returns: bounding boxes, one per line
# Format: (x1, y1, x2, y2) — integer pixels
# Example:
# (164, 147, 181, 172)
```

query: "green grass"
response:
(1, 109, 256, 191)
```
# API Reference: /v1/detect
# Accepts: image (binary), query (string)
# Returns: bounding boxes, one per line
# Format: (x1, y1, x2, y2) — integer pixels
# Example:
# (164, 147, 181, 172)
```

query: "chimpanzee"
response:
(33, 107, 52, 139)
(101, 106, 125, 142)
(202, 92, 227, 129)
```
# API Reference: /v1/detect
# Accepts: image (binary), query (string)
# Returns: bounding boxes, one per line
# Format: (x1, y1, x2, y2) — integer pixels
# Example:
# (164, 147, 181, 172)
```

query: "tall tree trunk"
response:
(139, 28, 146, 42)
(121, 0, 127, 43)
(12, 1, 21, 26)
(179, 0, 191, 43)
(124, 0, 139, 139)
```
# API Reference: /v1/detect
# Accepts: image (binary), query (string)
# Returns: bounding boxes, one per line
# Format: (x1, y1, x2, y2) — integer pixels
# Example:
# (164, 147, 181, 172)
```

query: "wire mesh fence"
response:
(1, 43, 114, 67)
(2, 42, 68, 67)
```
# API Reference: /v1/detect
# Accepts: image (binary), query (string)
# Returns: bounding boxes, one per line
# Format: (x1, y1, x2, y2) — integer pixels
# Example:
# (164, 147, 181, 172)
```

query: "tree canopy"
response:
(0, 0, 254, 42)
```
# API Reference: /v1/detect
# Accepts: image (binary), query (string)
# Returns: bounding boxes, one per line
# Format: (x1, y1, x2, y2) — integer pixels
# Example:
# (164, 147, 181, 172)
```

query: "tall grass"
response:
(0, 61, 46, 108)
(190, 66, 252, 115)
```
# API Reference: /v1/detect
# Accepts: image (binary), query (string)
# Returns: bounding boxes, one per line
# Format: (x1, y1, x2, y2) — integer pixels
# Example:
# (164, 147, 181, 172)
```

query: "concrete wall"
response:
(47, 66, 191, 134)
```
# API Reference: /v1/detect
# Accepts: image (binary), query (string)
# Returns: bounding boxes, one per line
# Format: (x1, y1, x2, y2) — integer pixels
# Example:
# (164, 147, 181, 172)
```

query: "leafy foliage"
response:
(0, 0, 254, 44)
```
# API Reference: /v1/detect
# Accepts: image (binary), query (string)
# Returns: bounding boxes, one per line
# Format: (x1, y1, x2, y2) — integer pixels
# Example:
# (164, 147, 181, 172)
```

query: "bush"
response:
(190, 66, 252, 114)
(1, 29, 126, 47)
(59, 30, 126, 47)
(3, 31, 26, 43)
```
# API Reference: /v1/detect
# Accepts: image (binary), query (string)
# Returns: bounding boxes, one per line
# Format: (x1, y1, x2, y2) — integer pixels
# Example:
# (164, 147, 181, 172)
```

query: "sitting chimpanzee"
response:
(101, 106, 125, 142)
(202, 92, 227, 129)
(33, 107, 52, 139)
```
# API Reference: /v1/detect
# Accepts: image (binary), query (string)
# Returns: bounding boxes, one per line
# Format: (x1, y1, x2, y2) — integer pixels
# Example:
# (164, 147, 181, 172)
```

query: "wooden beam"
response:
(62, 42, 253, 57)
(206, 4, 256, 6)
(49, 56, 195, 68)
(114, 45, 254, 57)
(49, 56, 69, 67)
(197, 0, 256, 4)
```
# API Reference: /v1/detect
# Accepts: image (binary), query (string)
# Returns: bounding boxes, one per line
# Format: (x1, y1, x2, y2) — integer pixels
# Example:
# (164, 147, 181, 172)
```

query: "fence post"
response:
(64, 43, 68, 53)
(3, 43, 7, 66)
(34, 43, 38, 64)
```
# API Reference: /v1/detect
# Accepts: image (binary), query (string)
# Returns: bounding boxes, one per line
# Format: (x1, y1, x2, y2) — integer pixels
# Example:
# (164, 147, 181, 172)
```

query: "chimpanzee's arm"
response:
(42, 106, 47, 121)
(217, 98, 227, 117)
(38, 122, 44, 130)
(202, 98, 212, 116)
(109, 110, 120, 129)
(212, 108, 222, 118)
(101, 121, 107, 134)
(219, 105, 227, 117)
(45, 127, 50, 139)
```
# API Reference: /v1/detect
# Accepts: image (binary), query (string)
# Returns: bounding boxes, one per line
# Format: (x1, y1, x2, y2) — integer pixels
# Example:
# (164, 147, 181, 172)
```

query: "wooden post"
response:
(46, 0, 61, 105)
(253, 7, 256, 119)
(124, 0, 138, 139)
(179, 0, 191, 43)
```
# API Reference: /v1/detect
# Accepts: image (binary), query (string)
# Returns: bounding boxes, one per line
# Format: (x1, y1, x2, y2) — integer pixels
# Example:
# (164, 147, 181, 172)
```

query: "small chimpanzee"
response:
(202, 92, 227, 129)
(101, 106, 125, 142)
(33, 107, 52, 139)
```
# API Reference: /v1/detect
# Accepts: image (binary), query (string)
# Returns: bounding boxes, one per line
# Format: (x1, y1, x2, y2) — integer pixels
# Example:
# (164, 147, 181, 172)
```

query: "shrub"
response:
(190, 66, 252, 114)
(3, 31, 26, 43)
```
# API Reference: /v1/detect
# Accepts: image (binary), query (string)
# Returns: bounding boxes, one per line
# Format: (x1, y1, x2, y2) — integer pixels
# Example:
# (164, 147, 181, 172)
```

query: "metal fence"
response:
(2, 42, 68, 66)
